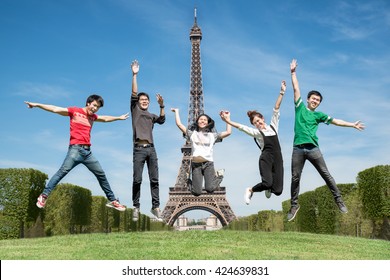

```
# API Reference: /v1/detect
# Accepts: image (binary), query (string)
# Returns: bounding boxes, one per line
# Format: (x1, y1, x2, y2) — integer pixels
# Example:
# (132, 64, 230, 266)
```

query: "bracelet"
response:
(280, 91, 285, 95)
(160, 105, 165, 108)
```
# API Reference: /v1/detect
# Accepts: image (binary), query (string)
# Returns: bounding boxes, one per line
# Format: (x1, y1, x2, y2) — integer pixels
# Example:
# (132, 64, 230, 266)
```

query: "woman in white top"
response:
(172, 109, 232, 196)
(220, 81, 286, 205)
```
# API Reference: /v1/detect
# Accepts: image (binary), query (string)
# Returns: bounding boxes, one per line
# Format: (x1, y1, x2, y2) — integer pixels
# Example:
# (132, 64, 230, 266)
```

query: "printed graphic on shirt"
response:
(68, 107, 97, 145)
(72, 111, 94, 127)
(193, 132, 212, 147)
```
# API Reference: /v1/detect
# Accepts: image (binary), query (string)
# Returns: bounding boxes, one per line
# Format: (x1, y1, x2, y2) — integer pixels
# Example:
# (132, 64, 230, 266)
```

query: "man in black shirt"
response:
(130, 60, 165, 222)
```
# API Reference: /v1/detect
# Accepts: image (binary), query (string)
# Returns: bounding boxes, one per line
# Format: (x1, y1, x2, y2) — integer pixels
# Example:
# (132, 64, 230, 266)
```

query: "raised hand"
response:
(281, 80, 287, 92)
(131, 60, 139, 75)
(290, 59, 298, 73)
(219, 110, 230, 122)
(156, 93, 164, 107)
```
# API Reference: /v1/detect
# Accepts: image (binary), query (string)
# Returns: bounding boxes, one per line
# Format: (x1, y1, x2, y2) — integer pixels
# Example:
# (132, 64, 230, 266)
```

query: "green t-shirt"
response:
(294, 97, 333, 147)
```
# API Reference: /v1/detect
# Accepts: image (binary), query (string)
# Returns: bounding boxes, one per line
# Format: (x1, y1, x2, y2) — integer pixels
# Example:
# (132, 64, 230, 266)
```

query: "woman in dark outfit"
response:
(220, 80, 286, 204)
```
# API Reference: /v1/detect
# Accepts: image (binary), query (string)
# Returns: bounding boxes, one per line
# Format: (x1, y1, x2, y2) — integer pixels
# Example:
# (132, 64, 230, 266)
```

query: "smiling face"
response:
(307, 94, 321, 111)
(138, 95, 150, 110)
(197, 115, 209, 129)
(85, 100, 101, 115)
(252, 115, 266, 130)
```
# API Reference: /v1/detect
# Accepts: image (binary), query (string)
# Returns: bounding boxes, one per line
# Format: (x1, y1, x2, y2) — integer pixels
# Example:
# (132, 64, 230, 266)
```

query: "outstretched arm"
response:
(274, 80, 287, 110)
(331, 119, 365, 131)
(131, 60, 139, 97)
(290, 59, 301, 102)
(171, 108, 187, 134)
(96, 113, 129, 122)
(25, 101, 68, 116)
(219, 111, 242, 129)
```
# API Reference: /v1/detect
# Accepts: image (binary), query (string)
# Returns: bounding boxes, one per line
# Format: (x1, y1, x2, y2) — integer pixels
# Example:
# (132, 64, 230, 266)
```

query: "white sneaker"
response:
(151, 208, 163, 222)
(265, 189, 272, 199)
(132, 208, 140, 222)
(244, 188, 253, 205)
(36, 194, 47, 209)
(106, 200, 126, 212)
(216, 169, 225, 177)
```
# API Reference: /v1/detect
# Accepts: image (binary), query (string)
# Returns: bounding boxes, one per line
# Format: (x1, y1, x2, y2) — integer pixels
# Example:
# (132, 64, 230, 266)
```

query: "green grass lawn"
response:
(1, 230, 389, 260)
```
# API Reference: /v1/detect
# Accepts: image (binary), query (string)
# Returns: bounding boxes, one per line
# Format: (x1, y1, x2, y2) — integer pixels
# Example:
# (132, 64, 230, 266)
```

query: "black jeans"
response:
(132, 146, 160, 208)
(290, 145, 341, 207)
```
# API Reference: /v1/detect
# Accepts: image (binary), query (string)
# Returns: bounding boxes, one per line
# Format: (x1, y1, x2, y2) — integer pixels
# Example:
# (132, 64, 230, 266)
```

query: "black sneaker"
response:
(287, 205, 300, 221)
(336, 201, 348, 213)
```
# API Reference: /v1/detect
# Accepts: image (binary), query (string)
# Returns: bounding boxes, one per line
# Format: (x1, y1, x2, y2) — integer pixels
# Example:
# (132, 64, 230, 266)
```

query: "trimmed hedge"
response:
(44, 183, 92, 235)
(357, 165, 390, 240)
(0, 168, 47, 239)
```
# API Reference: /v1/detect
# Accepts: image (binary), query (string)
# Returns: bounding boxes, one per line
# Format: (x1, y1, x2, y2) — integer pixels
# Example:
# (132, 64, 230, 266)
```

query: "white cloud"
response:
(14, 82, 74, 100)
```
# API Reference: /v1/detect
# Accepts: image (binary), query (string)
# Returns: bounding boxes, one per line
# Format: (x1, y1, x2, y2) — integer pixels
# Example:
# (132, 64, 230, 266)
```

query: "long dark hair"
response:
(189, 113, 215, 132)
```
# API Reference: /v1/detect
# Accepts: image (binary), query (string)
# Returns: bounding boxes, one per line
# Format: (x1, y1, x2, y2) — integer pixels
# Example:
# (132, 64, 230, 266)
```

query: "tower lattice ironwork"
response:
(161, 9, 236, 227)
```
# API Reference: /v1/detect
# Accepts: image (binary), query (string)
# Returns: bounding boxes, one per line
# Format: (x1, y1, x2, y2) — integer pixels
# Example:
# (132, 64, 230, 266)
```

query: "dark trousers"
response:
(190, 161, 223, 196)
(252, 151, 283, 195)
(132, 146, 160, 208)
(290, 145, 341, 207)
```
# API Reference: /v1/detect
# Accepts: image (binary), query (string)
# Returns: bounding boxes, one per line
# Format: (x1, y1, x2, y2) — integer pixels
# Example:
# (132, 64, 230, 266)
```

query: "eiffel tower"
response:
(162, 9, 236, 227)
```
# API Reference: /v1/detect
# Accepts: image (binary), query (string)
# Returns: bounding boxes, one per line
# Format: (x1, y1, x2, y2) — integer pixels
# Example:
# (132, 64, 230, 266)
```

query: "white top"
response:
(186, 130, 222, 162)
(238, 108, 280, 150)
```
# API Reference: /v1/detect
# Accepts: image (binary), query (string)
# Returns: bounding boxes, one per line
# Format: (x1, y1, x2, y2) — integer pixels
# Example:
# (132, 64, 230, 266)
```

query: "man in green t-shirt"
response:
(287, 59, 365, 222)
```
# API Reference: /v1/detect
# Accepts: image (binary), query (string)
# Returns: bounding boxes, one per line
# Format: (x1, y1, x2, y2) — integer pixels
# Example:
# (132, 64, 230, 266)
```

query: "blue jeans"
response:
(290, 145, 341, 207)
(132, 146, 160, 208)
(42, 145, 116, 201)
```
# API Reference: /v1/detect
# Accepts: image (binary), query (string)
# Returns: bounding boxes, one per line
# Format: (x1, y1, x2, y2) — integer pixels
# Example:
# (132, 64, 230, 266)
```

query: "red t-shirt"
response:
(68, 107, 98, 145)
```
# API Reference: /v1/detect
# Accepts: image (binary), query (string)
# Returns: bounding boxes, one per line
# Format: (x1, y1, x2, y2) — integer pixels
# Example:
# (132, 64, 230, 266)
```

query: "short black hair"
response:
(137, 92, 150, 100)
(86, 94, 104, 107)
(307, 90, 323, 102)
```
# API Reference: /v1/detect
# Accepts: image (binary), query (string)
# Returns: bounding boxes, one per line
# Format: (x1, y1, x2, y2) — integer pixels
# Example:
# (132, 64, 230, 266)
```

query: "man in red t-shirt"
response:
(25, 94, 128, 211)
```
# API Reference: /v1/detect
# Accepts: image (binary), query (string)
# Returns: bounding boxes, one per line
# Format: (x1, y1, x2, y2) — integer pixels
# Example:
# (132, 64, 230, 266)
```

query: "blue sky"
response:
(1, 0, 389, 220)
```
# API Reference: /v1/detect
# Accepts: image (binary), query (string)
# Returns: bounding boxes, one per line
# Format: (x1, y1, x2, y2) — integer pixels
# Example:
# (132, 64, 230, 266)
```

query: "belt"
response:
(71, 144, 91, 150)
(134, 143, 154, 148)
(295, 143, 317, 149)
